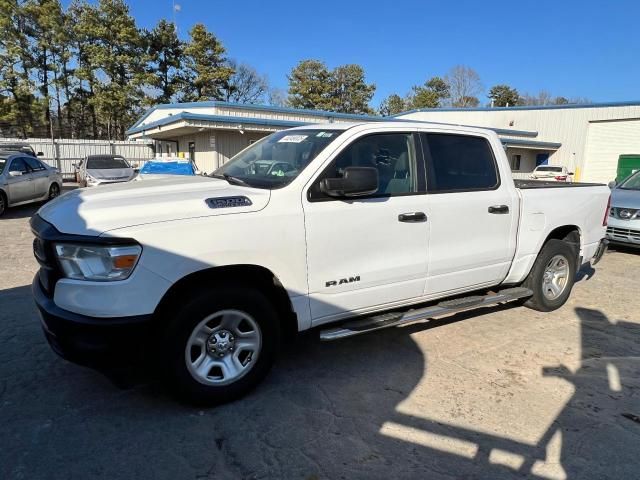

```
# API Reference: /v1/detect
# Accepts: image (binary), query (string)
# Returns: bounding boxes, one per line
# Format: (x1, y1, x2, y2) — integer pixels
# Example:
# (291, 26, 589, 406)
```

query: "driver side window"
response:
(309, 133, 422, 200)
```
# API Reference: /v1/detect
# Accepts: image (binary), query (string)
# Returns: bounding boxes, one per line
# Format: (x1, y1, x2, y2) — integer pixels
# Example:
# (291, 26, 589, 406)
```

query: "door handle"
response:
(488, 205, 509, 214)
(398, 212, 427, 223)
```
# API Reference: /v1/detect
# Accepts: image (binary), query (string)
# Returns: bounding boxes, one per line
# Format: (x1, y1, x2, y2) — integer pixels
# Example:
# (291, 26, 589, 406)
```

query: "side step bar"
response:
(319, 287, 533, 341)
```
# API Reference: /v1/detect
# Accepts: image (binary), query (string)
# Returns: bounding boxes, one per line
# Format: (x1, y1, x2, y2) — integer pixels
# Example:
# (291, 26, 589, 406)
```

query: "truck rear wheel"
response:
(522, 239, 577, 312)
(162, 286, 280, 405)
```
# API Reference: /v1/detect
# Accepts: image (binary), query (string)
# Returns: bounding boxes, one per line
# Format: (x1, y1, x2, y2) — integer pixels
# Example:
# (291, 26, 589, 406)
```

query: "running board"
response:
(319, 287, 533, 341)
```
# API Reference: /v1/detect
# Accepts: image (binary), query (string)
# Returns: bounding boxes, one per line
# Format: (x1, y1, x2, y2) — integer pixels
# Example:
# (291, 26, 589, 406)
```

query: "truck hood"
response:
(611, 187, 640, 209)
(38, 176, 271, 236)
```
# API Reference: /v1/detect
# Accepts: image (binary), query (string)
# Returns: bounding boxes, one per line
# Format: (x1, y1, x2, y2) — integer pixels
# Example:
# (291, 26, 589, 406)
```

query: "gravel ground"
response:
(1, 196, 639, 480)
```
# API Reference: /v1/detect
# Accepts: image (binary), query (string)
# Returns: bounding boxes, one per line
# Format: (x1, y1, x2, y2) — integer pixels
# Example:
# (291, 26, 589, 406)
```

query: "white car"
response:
(530, 165, 573, 182)
(32, 122, 609, 404)
(78, 154, 135, 187)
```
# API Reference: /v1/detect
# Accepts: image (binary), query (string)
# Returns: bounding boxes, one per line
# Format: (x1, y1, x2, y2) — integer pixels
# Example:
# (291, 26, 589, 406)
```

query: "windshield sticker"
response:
(278, 134, 308, 143)
(316, 132, 334, 138)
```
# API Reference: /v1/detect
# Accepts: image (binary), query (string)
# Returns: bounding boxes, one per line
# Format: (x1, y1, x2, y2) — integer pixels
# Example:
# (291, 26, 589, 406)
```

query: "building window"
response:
(511, 154, 521, 171)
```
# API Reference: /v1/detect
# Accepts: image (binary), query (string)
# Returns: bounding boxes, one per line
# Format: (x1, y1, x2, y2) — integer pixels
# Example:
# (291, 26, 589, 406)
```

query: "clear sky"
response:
(126, 0, 640, 107)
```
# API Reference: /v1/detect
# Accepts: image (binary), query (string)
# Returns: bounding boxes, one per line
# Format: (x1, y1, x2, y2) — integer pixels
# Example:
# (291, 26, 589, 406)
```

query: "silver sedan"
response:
(0, 152, 63, 216)
(607, 170, 640, 247)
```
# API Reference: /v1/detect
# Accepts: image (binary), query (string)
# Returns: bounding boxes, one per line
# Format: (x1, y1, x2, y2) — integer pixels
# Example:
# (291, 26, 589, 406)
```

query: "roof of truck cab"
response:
(287, 121, 501, 136)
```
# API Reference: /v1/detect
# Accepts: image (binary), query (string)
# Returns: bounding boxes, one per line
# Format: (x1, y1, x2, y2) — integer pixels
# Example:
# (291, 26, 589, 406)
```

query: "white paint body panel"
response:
(36, 122, 609, 330)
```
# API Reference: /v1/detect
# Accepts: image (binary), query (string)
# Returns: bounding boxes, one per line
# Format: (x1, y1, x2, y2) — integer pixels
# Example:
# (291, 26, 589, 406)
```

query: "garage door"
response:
(583, 119, 640, 182)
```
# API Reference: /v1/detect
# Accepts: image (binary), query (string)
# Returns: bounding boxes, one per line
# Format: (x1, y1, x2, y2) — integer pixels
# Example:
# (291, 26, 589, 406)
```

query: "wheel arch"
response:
(153, 264, 299, 343)
(542, 224, 582, 261)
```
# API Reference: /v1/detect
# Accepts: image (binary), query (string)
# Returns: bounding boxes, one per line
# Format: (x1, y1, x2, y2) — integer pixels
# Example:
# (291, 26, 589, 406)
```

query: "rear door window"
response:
(422, 133, 499, 193)
(23, 156, 46, 171)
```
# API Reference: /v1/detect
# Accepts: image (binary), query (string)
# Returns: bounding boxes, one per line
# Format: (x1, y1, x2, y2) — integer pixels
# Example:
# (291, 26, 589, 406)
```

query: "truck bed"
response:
(514, 179, 605, 189)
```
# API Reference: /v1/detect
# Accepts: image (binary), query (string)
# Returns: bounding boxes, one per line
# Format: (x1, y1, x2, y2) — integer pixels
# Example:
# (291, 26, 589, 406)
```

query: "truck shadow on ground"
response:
(1, 275, 639, 479)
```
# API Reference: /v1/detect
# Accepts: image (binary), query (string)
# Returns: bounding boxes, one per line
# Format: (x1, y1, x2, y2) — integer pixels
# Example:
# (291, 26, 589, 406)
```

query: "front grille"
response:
(606, 226, 640, 243)
(33, 237, 46, 262)
(30, 216, 63, 297)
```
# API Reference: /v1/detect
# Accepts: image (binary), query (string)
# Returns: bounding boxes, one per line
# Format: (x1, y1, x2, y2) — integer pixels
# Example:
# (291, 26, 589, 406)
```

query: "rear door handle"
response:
(398, 212, 427, 223)
(488, 205, 509, 214)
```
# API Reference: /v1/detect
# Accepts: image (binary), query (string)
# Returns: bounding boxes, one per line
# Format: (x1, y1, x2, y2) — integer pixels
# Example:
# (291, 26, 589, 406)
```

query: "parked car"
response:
(31, 122, 609, 404)
(0, 142, 43, 157)
(135, 159, 199, 180)
(530, 165, 573, 182)
(77, 154, 135, 187)
(606, 170, 640, 246)
(0, 151, 62, 216)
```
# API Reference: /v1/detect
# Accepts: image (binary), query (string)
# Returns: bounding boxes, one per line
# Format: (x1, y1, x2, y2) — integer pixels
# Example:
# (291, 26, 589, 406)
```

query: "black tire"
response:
(522, 239, 577, 312)
(48, 183, 60, 201)
(161, 286, 280, 405)
(0, 191, 6, 216)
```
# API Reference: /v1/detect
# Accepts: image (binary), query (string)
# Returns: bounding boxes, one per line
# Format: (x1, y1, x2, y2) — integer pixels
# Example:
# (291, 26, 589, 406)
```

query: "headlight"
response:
(54, 243, 142, 281)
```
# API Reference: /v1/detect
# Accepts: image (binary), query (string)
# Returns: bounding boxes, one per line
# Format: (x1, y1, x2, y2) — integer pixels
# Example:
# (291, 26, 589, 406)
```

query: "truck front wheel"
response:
(162, 286, 280, 405)
(522, 239, 577, 312)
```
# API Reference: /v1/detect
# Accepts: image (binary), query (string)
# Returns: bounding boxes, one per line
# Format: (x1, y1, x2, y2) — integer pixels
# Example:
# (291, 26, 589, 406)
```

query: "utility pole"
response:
(49, 98, 60, 172)
(172, 0, 181, 33)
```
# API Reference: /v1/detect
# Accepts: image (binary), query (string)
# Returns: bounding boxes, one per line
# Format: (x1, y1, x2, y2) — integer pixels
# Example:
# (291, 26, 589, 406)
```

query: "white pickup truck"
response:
(31, 121, 610, 404)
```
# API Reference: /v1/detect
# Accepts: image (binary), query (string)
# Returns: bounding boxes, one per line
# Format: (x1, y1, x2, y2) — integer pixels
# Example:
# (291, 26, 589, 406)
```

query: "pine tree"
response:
(146, 19, 184, 104)
(182, 24, 233, 102)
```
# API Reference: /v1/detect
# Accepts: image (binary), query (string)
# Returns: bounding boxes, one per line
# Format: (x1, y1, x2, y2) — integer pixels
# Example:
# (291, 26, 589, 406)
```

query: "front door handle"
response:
(398, 212, 427, 223)
(488, 205, 509, 214)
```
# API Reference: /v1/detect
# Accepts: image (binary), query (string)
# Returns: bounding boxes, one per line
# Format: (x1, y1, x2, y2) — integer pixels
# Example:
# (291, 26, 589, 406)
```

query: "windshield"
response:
(619, 170, 640, 190)
(536, 166, 562, 172)
(86, 156, 130, 169)
(212, 129, 342, 188)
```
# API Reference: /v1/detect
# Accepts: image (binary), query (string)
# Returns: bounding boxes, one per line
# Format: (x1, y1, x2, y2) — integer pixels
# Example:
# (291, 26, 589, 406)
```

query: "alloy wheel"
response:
(185, 309, 262, 386)
(542, 254, 570, 300)
(49, 184, 60, 200)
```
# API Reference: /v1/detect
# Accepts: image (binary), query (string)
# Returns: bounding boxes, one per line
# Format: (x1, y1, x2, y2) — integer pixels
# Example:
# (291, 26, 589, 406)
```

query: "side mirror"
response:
(9, 170, 22, 177)
(608, 180, 617, 189)
(568, 172, 574, 176)
(133, 168, 140, 174)
(36, 151, 44, 157)
(320, 167, 379, 198)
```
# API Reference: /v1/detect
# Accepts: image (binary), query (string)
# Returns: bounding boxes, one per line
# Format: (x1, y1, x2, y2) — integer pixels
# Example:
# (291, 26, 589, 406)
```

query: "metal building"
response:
(126, 101, 382, 173)
(128, 100, 640, 183)
(394, 101, 640, 183)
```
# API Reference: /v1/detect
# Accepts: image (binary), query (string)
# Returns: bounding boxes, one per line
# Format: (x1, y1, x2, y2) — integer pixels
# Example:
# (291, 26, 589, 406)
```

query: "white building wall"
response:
(397, 105, 640, 181)
(215, 131, 265, 168)
(583, 119, 640, 182)
(506, 148, 538, 174)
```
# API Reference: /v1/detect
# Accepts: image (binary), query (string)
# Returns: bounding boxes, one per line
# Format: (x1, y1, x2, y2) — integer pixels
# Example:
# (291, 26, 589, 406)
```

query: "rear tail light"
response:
(555, 175, 567, 181)
(603, 195, 611, 226)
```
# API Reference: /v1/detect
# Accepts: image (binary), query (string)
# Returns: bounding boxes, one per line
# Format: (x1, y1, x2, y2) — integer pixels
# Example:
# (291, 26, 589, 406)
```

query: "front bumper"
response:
(606, 217, 640, 246)
(33, 274, 154, 367)
(591, 239, 608, 265)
